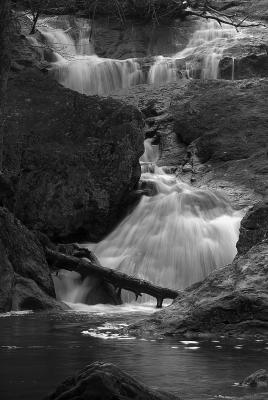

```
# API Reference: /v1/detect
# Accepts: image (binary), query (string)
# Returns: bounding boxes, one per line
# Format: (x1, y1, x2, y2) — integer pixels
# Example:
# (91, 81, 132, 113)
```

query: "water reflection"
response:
(0, 312, 267, 400)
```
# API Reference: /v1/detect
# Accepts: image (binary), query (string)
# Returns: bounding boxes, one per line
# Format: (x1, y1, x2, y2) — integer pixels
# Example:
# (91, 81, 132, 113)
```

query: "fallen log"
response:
(45, 247, 179, 308)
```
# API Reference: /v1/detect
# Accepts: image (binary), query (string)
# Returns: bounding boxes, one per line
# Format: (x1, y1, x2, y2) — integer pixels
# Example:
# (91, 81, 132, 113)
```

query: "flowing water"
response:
(149, 19, 238, 84)
(54, 140, 241, 304)
(35, 16, 242, 95)
(38, 20, 143, 95)
(6, 15, 265, 400)
(1, 310, 268, 400)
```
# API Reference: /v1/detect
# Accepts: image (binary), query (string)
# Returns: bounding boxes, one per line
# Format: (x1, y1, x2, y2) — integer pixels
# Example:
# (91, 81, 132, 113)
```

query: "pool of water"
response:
(0, 305, 267, 400)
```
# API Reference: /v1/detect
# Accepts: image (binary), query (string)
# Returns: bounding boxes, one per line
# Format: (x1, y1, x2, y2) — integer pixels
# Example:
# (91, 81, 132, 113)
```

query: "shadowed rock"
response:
(3, 67, 144, 241)
(44, 361, 181, 400)
(0, 207, 66, 312)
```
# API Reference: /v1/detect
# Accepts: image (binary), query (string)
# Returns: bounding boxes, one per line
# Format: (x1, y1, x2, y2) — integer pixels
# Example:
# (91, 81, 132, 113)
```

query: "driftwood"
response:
(45, 247, 179, 308)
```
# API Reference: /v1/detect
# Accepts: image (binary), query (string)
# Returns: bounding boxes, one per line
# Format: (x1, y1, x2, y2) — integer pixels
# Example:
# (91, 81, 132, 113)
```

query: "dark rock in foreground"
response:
(44, 361, 180, 400)
(4, 68, 144, 241)
(127, 202, 268, 337)
(0, 207, 66, 312)
(242, 369, 268, 388)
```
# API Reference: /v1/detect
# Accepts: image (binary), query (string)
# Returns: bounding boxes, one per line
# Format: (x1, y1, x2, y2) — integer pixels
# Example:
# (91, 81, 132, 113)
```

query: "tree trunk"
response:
(45, 247, 179, 308)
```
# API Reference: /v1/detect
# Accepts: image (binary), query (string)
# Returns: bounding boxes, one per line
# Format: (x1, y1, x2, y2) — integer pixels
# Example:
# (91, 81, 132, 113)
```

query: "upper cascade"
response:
(33, 16, 240, 96)
(149, 19, 238, 85)
(38, 19, 143, 95)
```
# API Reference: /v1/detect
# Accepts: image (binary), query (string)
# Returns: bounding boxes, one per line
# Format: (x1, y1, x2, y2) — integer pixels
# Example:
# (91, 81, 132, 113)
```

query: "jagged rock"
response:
(220, 54, 268, 80)
(237, 201, 268, 255)
(112, 78, 268, 208)
(172, 79, 268, 207)
(3, 68, 144, 241)
(44, 361, 180, 400)
(0, 207, 66, 312)
(241, 369, 268, 388)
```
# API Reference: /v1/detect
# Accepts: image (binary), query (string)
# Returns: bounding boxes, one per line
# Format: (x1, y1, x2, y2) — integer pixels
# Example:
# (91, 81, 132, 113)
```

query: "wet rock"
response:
(237, 201, 268, 255)
(0, 207, 66, 312)
(112, 78, 268, 208)
(127, 202, 268, 337)
(182, 163, 193, 173)
(44, 361, 180, 400)
(242, 369, 268, 388)
(220, 54, 268, 80)
(171, 79, 268, 207)
(128, 241, 268, 337)
(3, 68, 144, 241)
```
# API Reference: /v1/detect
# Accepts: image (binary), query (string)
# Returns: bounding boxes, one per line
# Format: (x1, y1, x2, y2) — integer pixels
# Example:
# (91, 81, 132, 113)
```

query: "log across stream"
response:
(45, 247, 179, 308)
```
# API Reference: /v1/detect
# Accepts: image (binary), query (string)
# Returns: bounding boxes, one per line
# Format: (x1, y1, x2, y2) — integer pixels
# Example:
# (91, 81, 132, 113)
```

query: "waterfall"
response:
(148, 56, 178, 86)
(149, 19, 237, 84)
(34, 17, 240, 95)
(54, 140, 241, 304)
(88, 140, 241, 300)
(39, 23, 143, 95)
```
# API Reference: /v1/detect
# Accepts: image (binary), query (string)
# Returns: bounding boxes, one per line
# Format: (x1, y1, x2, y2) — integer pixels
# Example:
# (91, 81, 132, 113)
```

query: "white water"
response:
(38, 23, 143, 95)
(35, 17, 240, 95)
(149, 19, 238, 84)
(54, 141, 241, 305)
(89, 141, 241, 295)
(41, 18, 242, 304)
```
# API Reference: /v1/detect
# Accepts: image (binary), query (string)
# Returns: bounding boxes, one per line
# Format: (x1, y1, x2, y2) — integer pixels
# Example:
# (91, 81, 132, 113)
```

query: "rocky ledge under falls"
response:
(126, 201, 268, 338)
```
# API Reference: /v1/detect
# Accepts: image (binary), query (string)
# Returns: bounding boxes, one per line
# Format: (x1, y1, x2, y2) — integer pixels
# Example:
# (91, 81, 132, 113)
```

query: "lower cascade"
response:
(55, 140, 241, 304)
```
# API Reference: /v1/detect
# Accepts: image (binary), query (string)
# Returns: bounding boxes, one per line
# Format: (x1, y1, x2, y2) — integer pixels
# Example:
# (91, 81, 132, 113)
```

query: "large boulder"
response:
(44, 361, 180, 400)
(127, 202, 268, 337)
(3, 68, 144, 241)
(0, 207, 66, 312)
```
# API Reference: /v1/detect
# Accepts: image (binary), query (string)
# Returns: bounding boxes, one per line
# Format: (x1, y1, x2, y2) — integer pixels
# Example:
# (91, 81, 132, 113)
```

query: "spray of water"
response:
(90, 141, 241, 296)
(39, 24, 143, 95)
(36, 17, 240, 95)
(148, 19, 238, 85)
(54, 138, 241, 305)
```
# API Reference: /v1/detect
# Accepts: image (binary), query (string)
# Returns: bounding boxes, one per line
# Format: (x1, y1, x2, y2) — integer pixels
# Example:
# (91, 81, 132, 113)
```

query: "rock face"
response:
(0, 207, 66, 312)
(113, 78, 268, 209)
(3, 68, 144, 241)
(237, 201, 268, 254)
(44, 361, 180, 400)
(128, 202, 268, 337)
(171, 79, 268, 206)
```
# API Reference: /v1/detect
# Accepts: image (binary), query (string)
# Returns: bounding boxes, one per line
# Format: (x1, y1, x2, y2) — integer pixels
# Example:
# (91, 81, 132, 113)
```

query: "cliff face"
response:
(3, 67, 144, 241)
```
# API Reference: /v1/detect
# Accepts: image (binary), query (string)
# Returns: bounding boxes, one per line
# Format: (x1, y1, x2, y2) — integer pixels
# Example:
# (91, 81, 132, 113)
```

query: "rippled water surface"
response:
(0, 306, 267, 400)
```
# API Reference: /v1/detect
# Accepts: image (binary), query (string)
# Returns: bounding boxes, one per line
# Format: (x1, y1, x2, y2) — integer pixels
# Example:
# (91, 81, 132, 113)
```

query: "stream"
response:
(1, 307, 268, 400)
